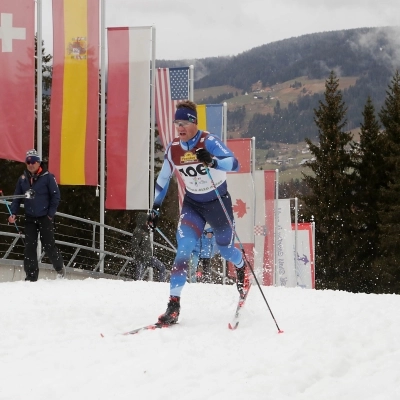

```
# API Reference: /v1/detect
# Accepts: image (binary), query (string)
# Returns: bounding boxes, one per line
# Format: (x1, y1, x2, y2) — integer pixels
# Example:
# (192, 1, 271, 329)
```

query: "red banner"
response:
(0, 0, 35, 161)
(263, 170, 276, 285)
(106, 27, 151, 210)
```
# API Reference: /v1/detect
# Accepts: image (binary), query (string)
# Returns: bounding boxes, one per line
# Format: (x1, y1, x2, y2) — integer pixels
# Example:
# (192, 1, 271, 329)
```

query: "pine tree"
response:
(376, 71, 400, 293)
(349, 97, 385, 293)
(301, 71, 354, 290)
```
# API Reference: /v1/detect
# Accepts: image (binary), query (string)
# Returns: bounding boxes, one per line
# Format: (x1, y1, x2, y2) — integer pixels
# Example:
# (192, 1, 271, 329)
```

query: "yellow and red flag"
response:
(50, 0, 99, 185)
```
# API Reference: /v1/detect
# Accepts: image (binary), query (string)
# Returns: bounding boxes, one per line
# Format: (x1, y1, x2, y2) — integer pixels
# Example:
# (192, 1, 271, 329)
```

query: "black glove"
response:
(147, 207, 160, 231)
(195, 148, 215, 167)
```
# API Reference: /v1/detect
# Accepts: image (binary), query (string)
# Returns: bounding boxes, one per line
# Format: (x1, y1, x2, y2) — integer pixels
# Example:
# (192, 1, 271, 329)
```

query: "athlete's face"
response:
(174, 120, 198, 142)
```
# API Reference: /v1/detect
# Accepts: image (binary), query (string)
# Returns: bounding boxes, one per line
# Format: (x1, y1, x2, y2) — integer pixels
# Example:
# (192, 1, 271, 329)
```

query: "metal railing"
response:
(0, 200, 177, 281)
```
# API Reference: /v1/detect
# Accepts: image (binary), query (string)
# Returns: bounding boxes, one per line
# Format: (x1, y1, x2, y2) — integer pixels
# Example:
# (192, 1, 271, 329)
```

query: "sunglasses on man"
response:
(173, 120, 193, 127)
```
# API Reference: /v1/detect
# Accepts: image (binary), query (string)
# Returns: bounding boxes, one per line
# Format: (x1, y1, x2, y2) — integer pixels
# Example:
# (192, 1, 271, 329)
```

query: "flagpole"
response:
(274, 169, 279, 286)
(251, 136, 256, 277)
(189, 65, 194, 101)
(36, 0, 43, 156)
(150, 26, 156, 210)
(223, 102, 227, 144)
(99, 0, 106, 273)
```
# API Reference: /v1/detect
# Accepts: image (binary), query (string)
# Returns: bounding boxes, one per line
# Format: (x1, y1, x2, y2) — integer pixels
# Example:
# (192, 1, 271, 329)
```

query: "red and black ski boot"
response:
(236, 265, 250, 299)
(158, 296, 180, 325)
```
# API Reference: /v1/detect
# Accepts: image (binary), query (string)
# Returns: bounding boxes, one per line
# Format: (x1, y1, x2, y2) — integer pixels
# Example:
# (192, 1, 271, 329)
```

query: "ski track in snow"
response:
(1, 278, 400, 400)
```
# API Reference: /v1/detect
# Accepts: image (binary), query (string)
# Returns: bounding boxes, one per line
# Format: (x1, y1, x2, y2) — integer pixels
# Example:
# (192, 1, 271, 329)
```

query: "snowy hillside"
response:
(1, 279, 399, 400)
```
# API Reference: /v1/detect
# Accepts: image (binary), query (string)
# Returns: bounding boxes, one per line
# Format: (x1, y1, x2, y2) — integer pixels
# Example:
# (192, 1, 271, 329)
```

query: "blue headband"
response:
(174, 107, 197, 122)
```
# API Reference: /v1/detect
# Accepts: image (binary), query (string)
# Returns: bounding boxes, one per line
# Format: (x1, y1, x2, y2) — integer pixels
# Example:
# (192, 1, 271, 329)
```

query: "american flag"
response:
(155, 67, 189, 148)
(155, 67, 190, 206)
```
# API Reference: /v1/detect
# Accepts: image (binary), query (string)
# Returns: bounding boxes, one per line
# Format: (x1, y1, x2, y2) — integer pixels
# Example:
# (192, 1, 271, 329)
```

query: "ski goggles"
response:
(173, 120, 193, 127)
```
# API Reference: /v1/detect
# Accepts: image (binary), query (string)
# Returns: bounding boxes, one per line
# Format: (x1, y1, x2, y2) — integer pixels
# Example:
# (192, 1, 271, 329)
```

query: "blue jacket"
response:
(10, 164, 61, 218)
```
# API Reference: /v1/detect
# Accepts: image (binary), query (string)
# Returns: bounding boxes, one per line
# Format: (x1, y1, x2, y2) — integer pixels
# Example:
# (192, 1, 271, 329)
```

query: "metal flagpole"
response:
(189, 65, 194, 101)
(99, 0, 106, 273)
(36, 0, 43, 263)
(294, 196, 298, 283)
(36, 0, 43, 157)
(149, 26, 157, 280)
(274, 169, 279, 286)
(150, 26, 156, 210)
(223, 102, 228, 144)
(251, 137, 256, 278)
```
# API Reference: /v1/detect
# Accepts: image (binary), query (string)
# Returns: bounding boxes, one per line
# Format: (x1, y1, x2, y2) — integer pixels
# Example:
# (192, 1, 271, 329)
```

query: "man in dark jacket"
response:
(132, 212, 166, 282)
(8, 149, 65, 281)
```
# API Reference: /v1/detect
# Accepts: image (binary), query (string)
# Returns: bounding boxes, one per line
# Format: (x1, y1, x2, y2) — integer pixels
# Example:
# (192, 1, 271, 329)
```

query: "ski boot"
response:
(158, 296, 180, 325)
(57, 266, 66, 279)
(236, 265, 250, 299)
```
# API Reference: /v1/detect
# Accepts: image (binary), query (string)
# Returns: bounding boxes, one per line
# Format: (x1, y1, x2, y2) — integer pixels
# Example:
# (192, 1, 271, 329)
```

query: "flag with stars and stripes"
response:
(155, 67, 190, 206)
(155, 67, 189, 148)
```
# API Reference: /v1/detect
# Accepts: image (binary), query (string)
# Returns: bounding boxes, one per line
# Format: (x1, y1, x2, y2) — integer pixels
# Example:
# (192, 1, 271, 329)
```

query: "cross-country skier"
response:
(147, 100, 250, 325)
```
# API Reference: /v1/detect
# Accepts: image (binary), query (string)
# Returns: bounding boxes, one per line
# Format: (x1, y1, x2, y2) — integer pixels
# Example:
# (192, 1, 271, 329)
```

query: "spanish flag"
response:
(50, 0, 99, 185)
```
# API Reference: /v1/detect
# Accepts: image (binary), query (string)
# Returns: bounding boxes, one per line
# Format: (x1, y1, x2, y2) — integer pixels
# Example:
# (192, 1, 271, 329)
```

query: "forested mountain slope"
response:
(157, 27, 400, 145)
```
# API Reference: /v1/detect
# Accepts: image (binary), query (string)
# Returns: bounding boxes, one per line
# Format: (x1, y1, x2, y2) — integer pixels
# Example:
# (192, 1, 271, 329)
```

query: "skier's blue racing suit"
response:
(153, 130, 243, 296)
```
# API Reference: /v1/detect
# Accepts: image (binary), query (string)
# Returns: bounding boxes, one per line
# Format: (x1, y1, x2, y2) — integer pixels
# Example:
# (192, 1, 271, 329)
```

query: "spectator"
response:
(8, 149, 65, 281)
(190, 228, 219, 283)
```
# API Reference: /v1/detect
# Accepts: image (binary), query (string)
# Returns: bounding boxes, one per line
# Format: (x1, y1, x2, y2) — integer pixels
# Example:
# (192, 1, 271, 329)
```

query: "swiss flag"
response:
(0, 0, 35, 162)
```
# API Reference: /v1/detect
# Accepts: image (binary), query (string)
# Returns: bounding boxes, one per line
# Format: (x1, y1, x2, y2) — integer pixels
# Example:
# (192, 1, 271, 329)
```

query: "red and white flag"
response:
(155, 67, 189, 205)
(254, 170, 276, 285)
(277, 199, 297, 287)
(0, 0, 34, 161)
(226, 138, 254, 276)
(292, 222, 315, 289)
(105, 27, 152, 210)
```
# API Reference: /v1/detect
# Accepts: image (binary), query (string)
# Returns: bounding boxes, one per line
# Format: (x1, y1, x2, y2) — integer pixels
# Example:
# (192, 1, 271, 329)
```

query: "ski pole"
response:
(204, 165, 283, 333)
(155, 227, 177, 252)
(0, 191, 25, 245)
(0, 189, 35, 201)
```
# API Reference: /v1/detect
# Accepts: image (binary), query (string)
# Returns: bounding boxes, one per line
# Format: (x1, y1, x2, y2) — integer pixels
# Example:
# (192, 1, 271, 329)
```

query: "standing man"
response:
(190, 227, 219, 283)
(8, 149, 65, 281)
(147, 100, 250, 325)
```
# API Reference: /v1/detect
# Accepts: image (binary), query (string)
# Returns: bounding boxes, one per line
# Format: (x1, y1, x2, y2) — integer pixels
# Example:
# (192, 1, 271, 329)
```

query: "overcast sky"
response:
(40, 0, 400, 60)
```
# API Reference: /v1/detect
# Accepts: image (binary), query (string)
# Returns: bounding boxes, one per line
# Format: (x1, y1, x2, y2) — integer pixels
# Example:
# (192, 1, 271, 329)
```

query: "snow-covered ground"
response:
(1, 278, 399, 400)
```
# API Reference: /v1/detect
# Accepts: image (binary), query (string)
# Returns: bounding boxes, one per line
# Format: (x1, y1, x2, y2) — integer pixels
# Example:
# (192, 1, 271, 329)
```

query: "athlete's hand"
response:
(196, 148, 215, 167)
(8, 214, 16, 224)
(147, 208, 160, 231)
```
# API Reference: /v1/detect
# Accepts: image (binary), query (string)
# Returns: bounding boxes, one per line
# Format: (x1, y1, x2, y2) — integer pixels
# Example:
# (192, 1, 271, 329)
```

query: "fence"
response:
(0, 200, 176, 282)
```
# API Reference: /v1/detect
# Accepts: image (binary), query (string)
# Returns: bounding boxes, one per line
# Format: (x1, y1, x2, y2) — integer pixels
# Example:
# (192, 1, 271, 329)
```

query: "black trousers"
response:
(24, 215, 64, 281)
(199, 258, 212, 283)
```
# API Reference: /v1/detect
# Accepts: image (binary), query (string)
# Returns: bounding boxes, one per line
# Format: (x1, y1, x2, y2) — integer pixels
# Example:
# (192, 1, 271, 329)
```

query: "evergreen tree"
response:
(349, 97, 386, 293)
(301, 71, 354, 290)
(376, 71, 400, 293)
